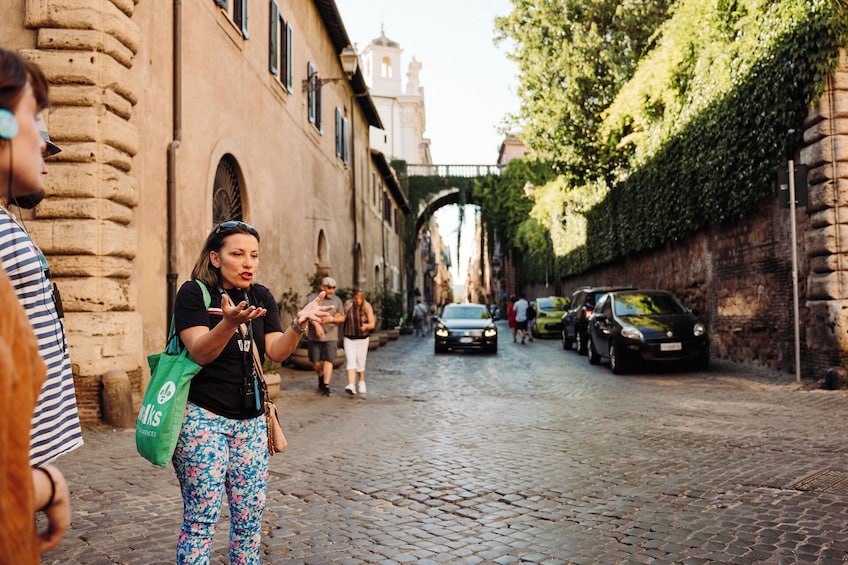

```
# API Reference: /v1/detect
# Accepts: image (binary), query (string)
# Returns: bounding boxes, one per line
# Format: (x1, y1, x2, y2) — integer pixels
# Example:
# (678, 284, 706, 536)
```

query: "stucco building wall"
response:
(3, 0, 389, 423)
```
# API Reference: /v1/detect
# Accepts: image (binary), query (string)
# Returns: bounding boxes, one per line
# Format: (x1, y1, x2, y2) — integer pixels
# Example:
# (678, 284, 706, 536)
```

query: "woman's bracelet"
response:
(34, 466, 55, 512)
(290, 319, 307, 334)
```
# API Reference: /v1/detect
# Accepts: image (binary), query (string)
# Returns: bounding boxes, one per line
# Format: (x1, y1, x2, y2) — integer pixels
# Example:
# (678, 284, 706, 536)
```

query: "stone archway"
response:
(316, 230, 329, 276)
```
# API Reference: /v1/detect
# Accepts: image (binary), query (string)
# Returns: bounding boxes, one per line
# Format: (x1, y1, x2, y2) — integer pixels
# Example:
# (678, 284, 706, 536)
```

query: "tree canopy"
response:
(487, 0, 847, 280)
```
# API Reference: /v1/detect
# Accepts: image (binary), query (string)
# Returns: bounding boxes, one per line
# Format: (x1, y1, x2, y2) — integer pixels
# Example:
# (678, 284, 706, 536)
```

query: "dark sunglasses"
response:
(215, 220, 257, 234)
(325, 285, 336, 289)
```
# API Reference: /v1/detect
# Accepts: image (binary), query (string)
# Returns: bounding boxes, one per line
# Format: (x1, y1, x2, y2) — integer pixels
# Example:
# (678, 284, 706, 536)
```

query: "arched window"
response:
(213, 154, 244, 223)
(381, 56, 392, 78)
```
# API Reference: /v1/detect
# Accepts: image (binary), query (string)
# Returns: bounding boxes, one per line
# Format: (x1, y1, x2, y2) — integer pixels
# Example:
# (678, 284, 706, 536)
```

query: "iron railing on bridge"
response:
(407, 164, 504, 178)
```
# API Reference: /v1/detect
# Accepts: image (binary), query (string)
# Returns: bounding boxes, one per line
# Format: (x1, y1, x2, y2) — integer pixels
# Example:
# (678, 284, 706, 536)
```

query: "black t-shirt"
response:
(174, 280, 282, 420)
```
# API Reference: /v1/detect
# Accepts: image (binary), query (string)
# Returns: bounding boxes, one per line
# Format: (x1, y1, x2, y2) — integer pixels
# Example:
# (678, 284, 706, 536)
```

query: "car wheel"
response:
(587, 337, 600, 365)
(562, 330, 573, 350)
(610, 342, 628, 374)
(692, 349, 709, 371)
(576, 332, 587, 355)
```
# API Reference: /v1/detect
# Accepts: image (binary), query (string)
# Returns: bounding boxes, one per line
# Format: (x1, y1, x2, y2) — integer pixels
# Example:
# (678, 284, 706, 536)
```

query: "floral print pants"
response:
(173, 403, 268, 564)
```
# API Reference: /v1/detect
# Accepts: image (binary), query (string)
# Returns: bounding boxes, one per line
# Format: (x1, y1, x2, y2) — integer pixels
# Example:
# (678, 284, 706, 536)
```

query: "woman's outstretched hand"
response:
(296, 291, 333, 326)
(221, 293, 267, 328)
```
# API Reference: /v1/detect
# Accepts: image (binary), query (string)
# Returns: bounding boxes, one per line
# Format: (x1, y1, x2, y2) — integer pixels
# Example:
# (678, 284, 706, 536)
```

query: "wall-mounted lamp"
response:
(303, 45, 359, 93)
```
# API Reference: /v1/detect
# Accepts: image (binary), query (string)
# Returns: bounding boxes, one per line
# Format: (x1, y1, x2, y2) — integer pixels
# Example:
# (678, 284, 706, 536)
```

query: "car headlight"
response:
(484, 327, 497, 337)
(435, 327, 449, 337)
(621, 326, 644, 341)
(693, 323, 706, 337)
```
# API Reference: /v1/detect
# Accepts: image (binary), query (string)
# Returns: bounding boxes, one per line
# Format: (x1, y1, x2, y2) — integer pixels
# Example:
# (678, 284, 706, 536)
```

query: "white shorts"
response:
(343, 336, 370, 371)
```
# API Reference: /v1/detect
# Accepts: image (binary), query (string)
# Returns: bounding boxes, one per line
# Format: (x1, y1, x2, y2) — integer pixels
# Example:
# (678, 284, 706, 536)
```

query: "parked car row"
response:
(562, 287, 709, 374)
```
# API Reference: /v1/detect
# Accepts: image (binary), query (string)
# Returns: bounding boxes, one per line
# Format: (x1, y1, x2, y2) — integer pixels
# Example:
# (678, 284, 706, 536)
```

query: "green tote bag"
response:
(136, 281, 210, 467)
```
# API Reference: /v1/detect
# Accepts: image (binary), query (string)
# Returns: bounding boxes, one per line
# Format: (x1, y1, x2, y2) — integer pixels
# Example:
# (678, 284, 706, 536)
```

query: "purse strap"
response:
(250, 339, 271, 406)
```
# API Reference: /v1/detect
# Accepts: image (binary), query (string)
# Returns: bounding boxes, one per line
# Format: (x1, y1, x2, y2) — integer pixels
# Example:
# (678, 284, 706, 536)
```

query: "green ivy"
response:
(501, 0, 847, 279)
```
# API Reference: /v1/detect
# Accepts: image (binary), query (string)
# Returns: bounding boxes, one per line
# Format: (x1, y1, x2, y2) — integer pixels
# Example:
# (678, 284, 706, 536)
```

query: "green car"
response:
(530, 296, 569, 338)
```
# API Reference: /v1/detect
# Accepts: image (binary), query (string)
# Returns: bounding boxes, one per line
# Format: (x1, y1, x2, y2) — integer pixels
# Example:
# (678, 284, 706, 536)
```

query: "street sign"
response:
(778, 162, 808, 208)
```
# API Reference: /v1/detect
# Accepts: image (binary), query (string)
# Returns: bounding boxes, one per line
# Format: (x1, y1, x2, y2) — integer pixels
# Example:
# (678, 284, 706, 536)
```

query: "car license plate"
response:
(660, 342, 682, 351)
(460, 337, 474, 344)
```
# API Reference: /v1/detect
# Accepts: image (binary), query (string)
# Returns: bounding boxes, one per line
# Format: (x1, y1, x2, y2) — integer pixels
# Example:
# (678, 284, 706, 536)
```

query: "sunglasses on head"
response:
(215, 220, 257, 234)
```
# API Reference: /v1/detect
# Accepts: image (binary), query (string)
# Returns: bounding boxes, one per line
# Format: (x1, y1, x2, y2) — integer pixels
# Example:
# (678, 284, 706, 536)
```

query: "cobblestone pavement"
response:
(42, 323, 848, 564)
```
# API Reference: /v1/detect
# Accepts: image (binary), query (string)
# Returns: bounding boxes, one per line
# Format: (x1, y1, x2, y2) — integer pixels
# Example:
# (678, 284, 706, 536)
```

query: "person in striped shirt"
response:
(0, 48, 83, 468)
(0, 46, 72, 562)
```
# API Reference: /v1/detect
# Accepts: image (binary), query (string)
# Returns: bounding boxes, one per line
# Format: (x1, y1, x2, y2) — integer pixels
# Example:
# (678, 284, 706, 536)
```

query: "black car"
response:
(561, 285, 634, 354)
(434, 304, 498, 354)
(586, 289, 709, 374)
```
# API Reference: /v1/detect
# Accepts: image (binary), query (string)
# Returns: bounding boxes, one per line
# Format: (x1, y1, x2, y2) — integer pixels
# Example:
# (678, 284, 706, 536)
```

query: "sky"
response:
(334, 0, 520, 284)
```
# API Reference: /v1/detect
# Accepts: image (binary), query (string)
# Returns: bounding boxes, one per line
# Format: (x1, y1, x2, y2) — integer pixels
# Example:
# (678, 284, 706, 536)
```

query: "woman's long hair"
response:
(190, 221, 260, 289)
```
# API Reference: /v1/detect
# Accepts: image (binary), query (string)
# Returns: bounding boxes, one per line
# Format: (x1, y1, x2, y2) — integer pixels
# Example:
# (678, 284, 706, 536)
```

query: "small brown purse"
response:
(251, 344, 287, 455)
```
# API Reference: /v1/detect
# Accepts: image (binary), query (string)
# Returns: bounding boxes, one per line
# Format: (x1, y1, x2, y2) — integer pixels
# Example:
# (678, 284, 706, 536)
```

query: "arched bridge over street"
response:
(407, 163, 503, 233)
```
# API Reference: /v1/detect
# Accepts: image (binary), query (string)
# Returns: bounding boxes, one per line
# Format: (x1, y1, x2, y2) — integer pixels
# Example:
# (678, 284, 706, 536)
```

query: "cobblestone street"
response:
(43, 323, 848, 564)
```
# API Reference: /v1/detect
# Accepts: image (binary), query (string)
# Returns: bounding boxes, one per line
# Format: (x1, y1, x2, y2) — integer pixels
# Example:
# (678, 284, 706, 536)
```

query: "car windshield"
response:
(613, 293, 687, 316)
(538, 297, 567, 310)
(441, 305, 490, 320)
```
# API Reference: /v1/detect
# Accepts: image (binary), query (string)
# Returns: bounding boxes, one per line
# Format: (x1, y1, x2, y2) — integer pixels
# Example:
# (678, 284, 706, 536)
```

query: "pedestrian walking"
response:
(306, 277, 346, 396)
(0, 47, 71, 561)
(514, 293, 530, 345)
(342, 288, 375, 396)
(507, 294, 517, 342)
(172, 220, 330, 564)
(412, 300, 428, 337)
(526, 300, 536, 342)
(0, 49, 83, 468)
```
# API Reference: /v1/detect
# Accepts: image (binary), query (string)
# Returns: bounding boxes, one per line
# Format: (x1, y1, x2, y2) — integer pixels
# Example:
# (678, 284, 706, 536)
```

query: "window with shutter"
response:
(268, 0, 278, 75)
(214, 0, 247, 39)
(282, 22, 292, 91)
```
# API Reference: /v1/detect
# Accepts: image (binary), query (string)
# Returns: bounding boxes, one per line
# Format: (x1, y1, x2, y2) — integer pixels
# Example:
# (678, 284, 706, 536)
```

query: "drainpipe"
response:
(166, 0, 182, 327)
(351, 92, 358, 286)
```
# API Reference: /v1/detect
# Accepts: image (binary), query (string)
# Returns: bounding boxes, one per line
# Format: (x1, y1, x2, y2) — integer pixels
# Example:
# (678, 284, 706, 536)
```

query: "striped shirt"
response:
(0, 207, 83, 466)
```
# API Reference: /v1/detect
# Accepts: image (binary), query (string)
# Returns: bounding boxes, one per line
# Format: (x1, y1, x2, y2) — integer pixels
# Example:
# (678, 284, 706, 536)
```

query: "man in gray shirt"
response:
(307, 277, 346, 396)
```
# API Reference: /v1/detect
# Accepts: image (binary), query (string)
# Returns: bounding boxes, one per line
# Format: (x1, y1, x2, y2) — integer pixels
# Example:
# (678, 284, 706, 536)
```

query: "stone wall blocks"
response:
(805, 224, 848, 257)
(64, 312, 143, 375)
(42, 256, 132, 279)
(808, 272, 848, 301)
(800, 135, 848, 169)
(57, 278, 133, 313)
(24, 50, 138, 106)
(49, 86, 134, 119)
(28, 220, 137, 258)
(37, 29, 135, 67)
(24, 0, 141, 55)
(809, 208, 834, 230)
(52, 107, 139, 156)
(32, 198, 133, 225)
(36, 163, 137, 205)
(810, 255, 840, 274)
(807, 203, 848, 229)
